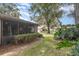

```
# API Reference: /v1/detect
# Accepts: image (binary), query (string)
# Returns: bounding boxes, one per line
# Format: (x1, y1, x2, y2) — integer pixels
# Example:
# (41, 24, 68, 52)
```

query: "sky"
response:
(17, 3, 31, 21)
(59, 16, 75, 25)
(18, 3, 75, 25)
(59, 4, 75, 25)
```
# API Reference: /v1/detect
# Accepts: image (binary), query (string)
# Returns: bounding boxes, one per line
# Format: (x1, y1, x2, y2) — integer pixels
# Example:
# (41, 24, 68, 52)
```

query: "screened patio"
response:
(0, 14, 38, 45)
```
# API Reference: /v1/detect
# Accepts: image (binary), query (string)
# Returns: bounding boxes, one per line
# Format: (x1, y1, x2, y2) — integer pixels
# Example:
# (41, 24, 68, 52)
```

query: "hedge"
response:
(14, 33, 43, 44)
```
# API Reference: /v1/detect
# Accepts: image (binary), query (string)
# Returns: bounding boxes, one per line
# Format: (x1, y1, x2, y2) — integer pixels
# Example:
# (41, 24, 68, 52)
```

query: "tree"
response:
(29, 3, 63, 34)
(74, 4, 79, 24)
(0, 3, 20, 18)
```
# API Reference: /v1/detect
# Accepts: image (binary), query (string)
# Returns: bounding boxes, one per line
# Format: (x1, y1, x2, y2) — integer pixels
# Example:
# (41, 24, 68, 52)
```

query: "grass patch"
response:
(18, 35, 54, 56)
(17, 34, 75, 56)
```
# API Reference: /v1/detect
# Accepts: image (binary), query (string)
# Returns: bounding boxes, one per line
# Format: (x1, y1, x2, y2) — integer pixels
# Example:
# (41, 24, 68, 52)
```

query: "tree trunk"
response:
(47, 23, 50, 34)
(57, 19, 62, 33)
(45, 17, 50, 34)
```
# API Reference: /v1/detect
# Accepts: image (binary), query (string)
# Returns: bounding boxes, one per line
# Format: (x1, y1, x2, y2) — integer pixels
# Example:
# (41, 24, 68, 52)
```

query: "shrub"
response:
(14, 33, 43, 44)
(56, 39, 75, 49)
(71, 41, 79, 56)
(76, 24, 79, 28)
(54, 27, 79, 40)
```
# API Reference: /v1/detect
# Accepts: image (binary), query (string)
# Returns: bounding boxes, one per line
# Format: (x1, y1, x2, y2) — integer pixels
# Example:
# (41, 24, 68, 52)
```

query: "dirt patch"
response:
(0, 39, 42, 56)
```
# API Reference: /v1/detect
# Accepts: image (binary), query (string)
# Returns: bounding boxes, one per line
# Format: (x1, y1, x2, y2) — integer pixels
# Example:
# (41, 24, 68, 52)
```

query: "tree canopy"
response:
(0, 3, 20, 18)
(29, 3, 63, 33)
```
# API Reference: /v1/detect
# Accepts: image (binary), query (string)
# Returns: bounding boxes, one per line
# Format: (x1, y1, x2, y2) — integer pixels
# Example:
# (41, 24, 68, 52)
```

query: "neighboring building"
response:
(0, 14, 38, 45)
(38, 25, 47, 33)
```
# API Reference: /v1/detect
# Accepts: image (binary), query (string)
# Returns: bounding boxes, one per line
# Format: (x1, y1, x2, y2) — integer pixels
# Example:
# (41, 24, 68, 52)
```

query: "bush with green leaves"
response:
(14, 33, 43, 44)
(76, 24, 79, 28)
(54, 27, 79, 40)
(71, 40, 79, 56)
(56, 39, 75, 49)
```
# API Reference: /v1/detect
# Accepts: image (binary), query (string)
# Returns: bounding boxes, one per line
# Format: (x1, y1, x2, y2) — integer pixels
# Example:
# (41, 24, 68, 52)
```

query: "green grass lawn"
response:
(17, 33, 74, 56)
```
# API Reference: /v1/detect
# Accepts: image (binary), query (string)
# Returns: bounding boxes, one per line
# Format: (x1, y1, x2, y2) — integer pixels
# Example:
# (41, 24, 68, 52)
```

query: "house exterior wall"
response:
(0, 19, 2, 44)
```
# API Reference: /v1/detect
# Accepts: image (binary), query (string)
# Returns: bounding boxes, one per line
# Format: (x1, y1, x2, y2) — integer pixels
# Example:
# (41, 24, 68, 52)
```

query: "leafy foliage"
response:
(15, 33, 43, 44)
(0, 3, 20, 17)
(71, 40, 79, 56)
(76, 24, 79, 28)
(54, 27, 79, 40)
(2, 33, 43, 45)
(30, 3, 63, 33)
(56, 39, 75, 49)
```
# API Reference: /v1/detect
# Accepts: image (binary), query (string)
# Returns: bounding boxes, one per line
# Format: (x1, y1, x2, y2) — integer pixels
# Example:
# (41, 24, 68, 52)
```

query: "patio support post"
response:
(18, 22, 19, 34)
(9, 23, 12, 36)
